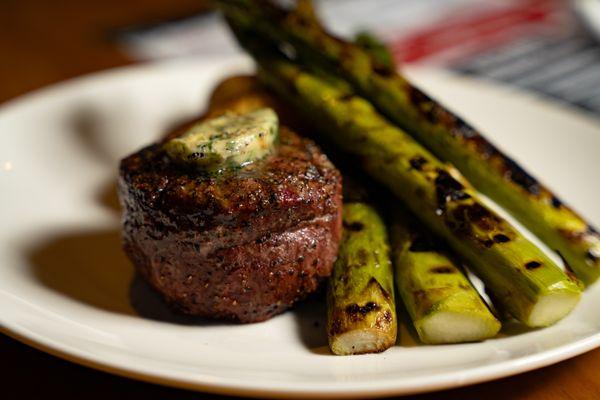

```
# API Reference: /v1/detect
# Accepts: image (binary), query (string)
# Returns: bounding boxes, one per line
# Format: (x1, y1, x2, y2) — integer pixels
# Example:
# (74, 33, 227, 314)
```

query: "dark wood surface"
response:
(1, 1, 599, 399)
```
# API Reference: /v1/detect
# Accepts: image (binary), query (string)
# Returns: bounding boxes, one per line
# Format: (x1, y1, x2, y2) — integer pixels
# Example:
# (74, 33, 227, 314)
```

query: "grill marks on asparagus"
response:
(429, 266, 455, 274)
(327, 203, 397, 354)
(218, 0, 600, 286)
(406, 86, 477, 140)
(345, 300, 380, 319)
(405, 85, 570, 203)
(433, 169, 471, 214)
(408, 163, 516, 251)
(248, 54, 580, 326)
(409, 156, 428, 171)
(391, 210, 501, 344)
(405, 85, 570, 200)
(493, 234, 511, 243)
(343, 220, 364, 232)
(525, 261, 543, 270)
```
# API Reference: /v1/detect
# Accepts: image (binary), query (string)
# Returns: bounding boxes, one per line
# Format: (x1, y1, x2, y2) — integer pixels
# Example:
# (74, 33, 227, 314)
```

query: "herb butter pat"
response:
(164, 107, 278, 170)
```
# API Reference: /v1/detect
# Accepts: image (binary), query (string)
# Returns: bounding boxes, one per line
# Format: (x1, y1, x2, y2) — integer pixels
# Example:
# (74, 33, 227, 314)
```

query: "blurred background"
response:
(2, 0, 600, 115)
(119, 0, 600, 114)
(2, 0, 600, 399)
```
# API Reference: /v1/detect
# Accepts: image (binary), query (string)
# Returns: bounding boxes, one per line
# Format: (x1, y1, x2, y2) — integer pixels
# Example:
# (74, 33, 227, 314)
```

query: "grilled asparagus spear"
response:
(217, 0, 600, 286)
(205, 76, 397, 354)
(328, 202, 397, 355)
(353, 31, 396, 74)
(206, 72, 500, 343)
(242, 50, 580, 327)
(391, 211, 500, 344)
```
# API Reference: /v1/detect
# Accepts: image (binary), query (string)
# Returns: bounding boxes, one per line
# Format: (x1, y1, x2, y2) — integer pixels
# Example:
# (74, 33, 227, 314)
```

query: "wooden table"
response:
(1, 1, 598, 398)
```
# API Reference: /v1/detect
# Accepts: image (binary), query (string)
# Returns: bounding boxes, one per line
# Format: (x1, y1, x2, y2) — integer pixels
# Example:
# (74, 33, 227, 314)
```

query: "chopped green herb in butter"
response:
(164, 108, 278, 171)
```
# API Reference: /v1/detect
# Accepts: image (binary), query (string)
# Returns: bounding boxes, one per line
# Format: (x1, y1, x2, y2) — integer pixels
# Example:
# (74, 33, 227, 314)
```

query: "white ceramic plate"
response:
(575, 0, 600, 40)
(1, 56, 600, 399)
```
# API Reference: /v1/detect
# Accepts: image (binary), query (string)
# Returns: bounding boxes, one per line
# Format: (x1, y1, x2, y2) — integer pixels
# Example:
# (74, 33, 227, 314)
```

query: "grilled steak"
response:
(119, 127, 342, 322)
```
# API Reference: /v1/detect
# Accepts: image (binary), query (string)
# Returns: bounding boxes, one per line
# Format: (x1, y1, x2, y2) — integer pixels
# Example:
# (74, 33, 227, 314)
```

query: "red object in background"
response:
(390, 0, 562, 64)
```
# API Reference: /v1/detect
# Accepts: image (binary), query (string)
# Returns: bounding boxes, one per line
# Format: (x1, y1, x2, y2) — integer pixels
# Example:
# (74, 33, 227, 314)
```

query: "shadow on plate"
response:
(26, 227, 535, 357)
(395, 297, 422, 347)
(25, 217, 537, 360)
(27, 228, 136, 316)
(292, 291, 330, 355)
(70, 106, 117, 166)
(25, 226, 228, 326)
(290, 288, 540, 354)
(97, 180, 121, 215)
(291, 288, 426, 355)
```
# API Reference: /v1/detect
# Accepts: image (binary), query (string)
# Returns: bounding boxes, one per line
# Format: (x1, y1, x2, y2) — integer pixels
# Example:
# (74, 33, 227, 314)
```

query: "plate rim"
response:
(2, 322, 599, 399)
(1, 56, 600, 399)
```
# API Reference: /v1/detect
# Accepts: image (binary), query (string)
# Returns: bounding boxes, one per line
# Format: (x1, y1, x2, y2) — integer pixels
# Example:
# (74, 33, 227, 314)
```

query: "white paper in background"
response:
(117, 0, 600, 115)
(118, 0, 494, 61)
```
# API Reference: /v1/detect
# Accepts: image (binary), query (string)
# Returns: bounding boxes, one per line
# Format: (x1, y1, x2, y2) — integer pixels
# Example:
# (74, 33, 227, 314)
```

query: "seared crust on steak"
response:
(119, 127, 342, 322)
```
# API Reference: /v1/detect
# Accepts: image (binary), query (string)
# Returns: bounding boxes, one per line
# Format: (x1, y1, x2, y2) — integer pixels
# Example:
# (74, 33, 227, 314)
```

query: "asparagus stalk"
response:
(206, 72, 500, 343)
(391, 210, 500, 344)
(328, 202, 397, 355)
(239, 48, 580, 327)
(353, 31, 396, 74)
(206, 75, 397, 354)
(217, 0, 600, 286)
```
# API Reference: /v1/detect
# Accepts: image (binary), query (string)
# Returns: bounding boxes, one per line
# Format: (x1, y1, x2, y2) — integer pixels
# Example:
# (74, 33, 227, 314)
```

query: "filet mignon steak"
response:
(118, 127, 342, 322)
